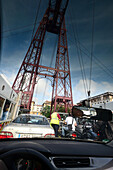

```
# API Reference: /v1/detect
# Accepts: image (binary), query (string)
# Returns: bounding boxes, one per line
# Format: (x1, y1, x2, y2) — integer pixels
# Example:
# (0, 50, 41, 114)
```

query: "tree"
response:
(41, 105, 71, 118)
(56, 105, 71, 113)
(41, 105, 51, 118)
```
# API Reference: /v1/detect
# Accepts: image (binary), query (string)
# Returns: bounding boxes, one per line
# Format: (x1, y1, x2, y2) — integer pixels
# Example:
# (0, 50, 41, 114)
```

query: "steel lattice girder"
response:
(12, 0, 72, 112)
(50, 19, 73, 113)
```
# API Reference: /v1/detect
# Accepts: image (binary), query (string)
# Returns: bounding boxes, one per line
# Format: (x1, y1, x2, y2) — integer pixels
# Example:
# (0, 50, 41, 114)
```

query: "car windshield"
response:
(0, 0, 113, 143)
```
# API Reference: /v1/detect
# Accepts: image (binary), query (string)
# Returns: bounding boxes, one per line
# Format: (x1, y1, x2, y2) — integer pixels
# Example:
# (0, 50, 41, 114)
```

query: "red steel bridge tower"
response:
(12, 0, 73, 113)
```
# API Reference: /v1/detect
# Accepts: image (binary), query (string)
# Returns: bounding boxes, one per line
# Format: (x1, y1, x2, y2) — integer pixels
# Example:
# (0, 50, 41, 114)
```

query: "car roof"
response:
(18, 114, 46, 118)
(58, 112, 69, 115)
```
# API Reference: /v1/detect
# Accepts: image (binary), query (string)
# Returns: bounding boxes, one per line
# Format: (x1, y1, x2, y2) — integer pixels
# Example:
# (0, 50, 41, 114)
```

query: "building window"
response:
(8, 103, 15, 119)
(2, 99, 11, 120)
(0, 97, 5, 117)
(2, 85, 5, 90)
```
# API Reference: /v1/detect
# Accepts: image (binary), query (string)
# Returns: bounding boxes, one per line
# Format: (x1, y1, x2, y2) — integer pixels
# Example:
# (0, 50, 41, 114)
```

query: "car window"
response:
(13, 116, 49, 125)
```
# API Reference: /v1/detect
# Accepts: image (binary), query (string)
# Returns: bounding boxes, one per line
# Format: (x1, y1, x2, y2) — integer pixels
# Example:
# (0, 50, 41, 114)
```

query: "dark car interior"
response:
(0, 138, 113, 170)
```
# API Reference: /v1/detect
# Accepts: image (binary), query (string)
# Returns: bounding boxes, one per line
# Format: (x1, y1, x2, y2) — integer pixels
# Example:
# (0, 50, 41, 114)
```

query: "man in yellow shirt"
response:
(50, 112, 61, 137)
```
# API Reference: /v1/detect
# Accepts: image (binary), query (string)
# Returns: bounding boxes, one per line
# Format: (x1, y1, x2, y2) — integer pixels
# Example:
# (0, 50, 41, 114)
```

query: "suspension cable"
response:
(3, 23, 113, 79)
(68, 37, 113, 80)
(41, 36, 57, 103)
(2, 29, 32, 38)
(89, 0, 95, 96)
(31, 0, 41, 40)
(68, 7, 88, 97)
(50, 36, 57, 67)
(68, 30, 113, 79)
(2, 23, 39, 33)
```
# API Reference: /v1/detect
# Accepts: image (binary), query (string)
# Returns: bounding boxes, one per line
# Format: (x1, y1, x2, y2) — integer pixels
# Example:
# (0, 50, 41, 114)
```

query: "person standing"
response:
(50, 112, 61, 137)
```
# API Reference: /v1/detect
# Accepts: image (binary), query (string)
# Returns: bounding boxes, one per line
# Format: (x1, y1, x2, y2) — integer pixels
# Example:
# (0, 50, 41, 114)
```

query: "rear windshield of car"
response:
(13, 115, 49, 125)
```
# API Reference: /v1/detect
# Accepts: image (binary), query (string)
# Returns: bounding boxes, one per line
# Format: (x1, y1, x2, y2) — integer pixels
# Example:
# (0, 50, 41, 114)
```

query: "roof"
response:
(80, 92, 113, 102)
(0, 74, 11, 87)
(44, 100, 51, 103)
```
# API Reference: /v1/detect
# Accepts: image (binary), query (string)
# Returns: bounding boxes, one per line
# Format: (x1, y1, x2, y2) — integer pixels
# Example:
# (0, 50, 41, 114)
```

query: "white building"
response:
(78, 92, 113, 111)
(30, 101, 42, 114)
(0, 74, 19, 120)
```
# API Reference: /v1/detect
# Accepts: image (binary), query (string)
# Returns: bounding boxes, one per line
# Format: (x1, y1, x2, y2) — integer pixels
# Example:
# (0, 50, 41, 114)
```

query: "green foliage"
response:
(57, 105, 65, 112)
(41, 105, 71, 118)
(41, 105, 51, 118)
(67, 107, 71, 113)
(56, 105, 71, 113)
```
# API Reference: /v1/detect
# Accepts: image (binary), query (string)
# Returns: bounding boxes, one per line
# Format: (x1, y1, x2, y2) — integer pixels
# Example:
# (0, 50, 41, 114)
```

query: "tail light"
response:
(0, 131, 13, 139)
(44, 134, 55, 138)
(72, 133, 77, 138)
(97, 133, 100, 136)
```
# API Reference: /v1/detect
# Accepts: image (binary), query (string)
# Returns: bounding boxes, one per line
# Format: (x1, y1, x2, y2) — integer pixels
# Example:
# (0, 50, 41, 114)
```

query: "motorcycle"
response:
(71, 106, 113, 142)
(61, 118, 98, 140)
(93, 121, 113, 141)
(74, 119, 98, 140)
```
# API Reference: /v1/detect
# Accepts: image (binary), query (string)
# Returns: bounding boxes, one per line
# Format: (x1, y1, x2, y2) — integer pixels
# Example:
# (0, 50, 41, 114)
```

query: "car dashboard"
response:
(0, 138, 112, 170)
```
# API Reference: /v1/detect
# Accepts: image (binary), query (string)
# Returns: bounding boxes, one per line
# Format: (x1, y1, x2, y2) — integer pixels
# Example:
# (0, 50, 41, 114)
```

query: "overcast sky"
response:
(1, 0, 113, 104)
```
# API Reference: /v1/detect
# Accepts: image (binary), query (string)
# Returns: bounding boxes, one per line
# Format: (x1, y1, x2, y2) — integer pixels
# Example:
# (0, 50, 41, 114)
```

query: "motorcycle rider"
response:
(62, 113, 77, 136)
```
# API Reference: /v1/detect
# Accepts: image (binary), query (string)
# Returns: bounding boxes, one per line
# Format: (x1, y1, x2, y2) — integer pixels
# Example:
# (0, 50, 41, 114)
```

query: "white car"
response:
(0, 114, 55, 138)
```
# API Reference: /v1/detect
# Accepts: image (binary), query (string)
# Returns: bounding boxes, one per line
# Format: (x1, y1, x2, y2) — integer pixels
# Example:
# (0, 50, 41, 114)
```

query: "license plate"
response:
(18, 134, 42, 138)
